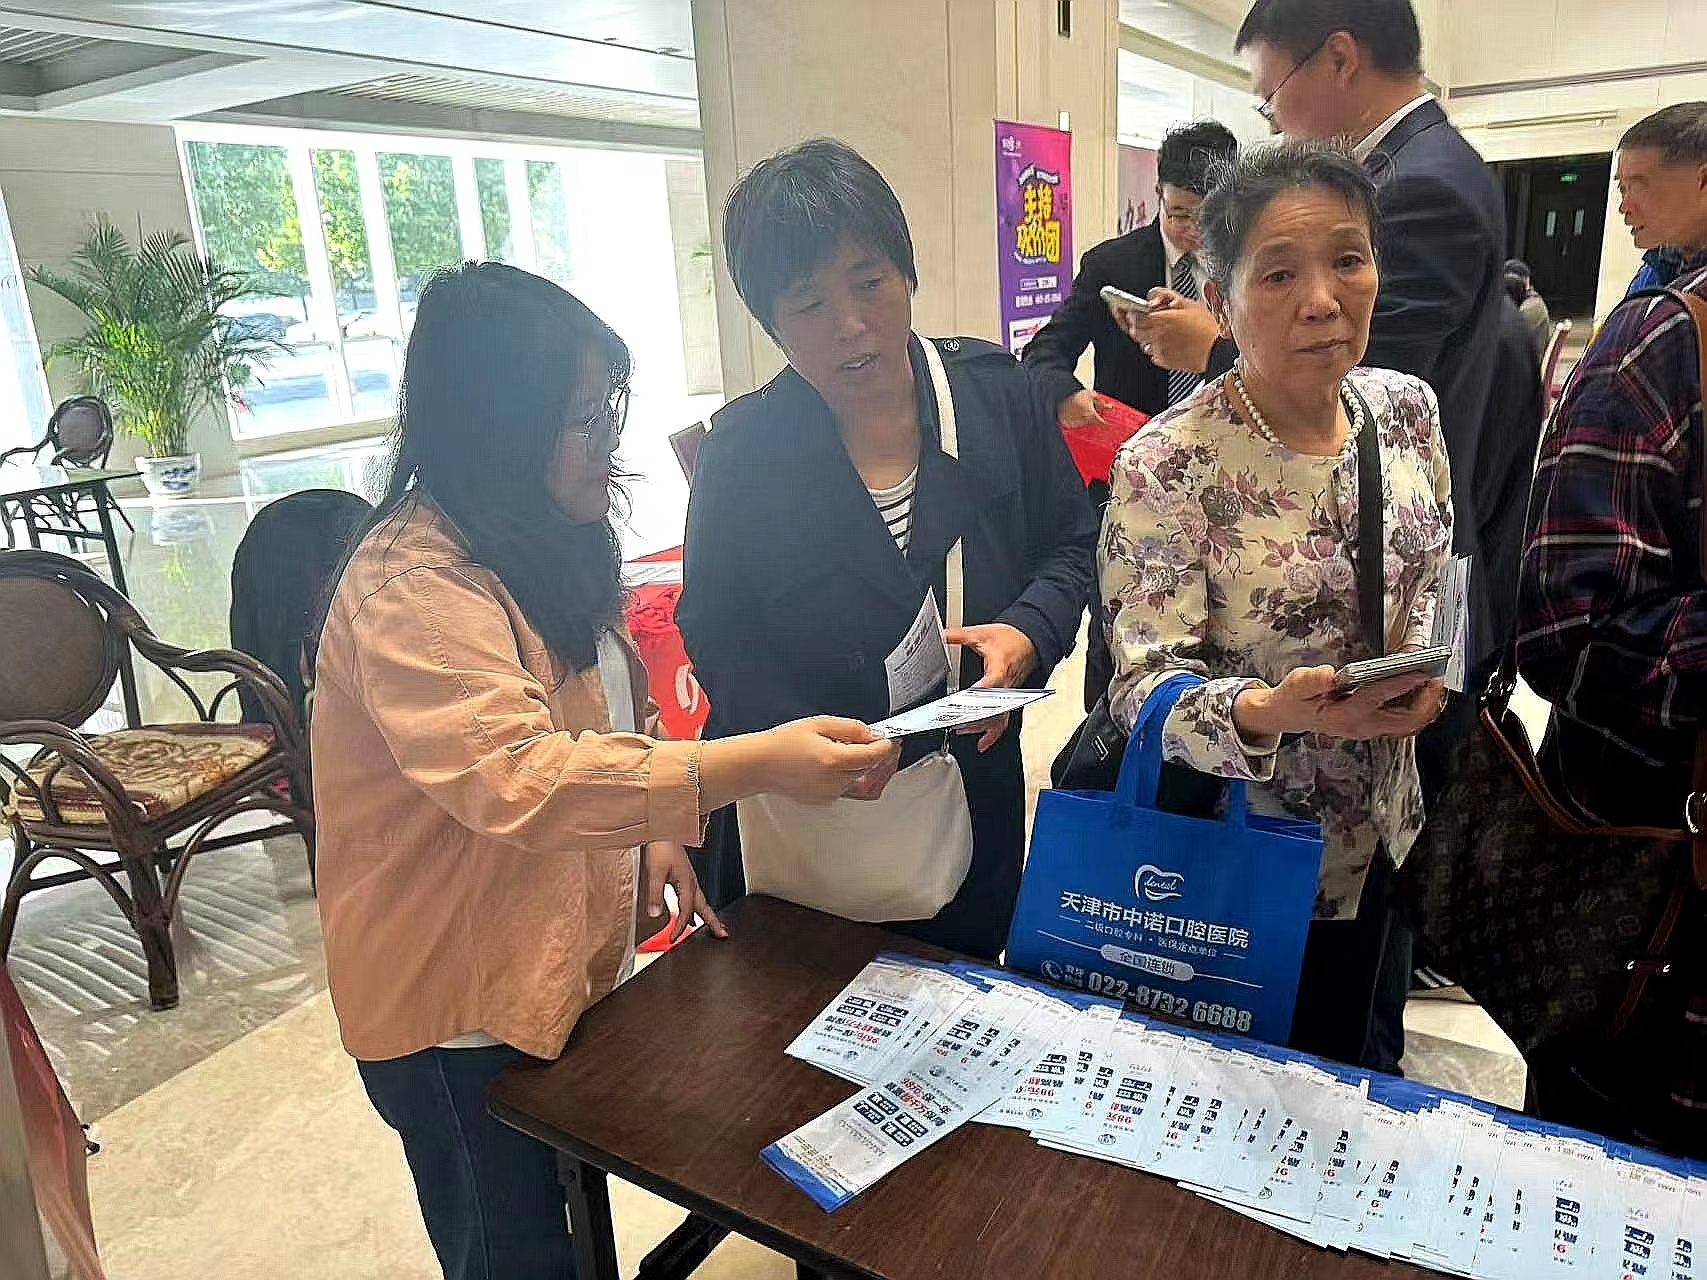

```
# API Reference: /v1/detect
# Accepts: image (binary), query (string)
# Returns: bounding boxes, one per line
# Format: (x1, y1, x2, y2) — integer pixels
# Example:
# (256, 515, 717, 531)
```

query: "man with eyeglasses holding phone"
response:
(1024, 121, 1240, 429)
(1025, 121, 1239, 709)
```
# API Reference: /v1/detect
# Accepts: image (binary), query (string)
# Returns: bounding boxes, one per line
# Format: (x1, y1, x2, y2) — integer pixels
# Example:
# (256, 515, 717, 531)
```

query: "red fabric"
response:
(624, 582, 710, 741)
(2, 967, 105, 1280)
(1060, 394, 1150, 487)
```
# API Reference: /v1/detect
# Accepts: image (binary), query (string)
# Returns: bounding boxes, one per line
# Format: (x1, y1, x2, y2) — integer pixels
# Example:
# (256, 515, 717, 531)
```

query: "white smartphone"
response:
(1332, 646, 1453, 696)
(1100, 285, 1154, 325)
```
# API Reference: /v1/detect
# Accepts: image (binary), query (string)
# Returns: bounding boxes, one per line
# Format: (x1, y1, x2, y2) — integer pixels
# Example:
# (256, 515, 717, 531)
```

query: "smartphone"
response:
(1100, 285, 1154, 325)
(1333, 646, 1453, 695)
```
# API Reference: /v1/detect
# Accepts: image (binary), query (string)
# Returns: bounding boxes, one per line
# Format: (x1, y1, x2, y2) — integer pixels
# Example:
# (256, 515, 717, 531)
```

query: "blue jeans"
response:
(358, 1045, 576, 1280)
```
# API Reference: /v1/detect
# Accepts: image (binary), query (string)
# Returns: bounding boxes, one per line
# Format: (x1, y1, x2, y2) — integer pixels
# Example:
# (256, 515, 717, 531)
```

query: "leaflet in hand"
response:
(868, 686, 1054, 739)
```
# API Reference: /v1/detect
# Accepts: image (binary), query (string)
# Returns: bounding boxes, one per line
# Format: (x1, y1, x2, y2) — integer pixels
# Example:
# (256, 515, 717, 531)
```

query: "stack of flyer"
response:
(765, 954, 1707, 1279)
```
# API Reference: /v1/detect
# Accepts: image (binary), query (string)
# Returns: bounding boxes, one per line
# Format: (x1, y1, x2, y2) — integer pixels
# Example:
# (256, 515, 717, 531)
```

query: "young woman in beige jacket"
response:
(312, 262, 897, 1279)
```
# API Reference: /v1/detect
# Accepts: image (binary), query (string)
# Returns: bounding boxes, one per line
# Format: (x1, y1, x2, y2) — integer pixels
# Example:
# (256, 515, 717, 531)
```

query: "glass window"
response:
(0, 184, 48, 450)
(185, 140, 308, 298)
(313, 149, 396, 419)
(527, 159, 573, 287)
(178, 127, 713, 463)
(185, 140, 333, 436)
(311, 150, 374, 330)
(475, 157, 512, 262)
(378, 152, 460, 330)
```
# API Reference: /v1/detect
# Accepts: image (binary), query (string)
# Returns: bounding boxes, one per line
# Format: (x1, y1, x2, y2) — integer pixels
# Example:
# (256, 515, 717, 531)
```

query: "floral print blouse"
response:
(1100, 366, 1453, 921)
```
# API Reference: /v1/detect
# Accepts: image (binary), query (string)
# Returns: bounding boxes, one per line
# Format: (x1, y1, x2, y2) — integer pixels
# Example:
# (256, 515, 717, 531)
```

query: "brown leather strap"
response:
(1609, 867, 1693, 1037)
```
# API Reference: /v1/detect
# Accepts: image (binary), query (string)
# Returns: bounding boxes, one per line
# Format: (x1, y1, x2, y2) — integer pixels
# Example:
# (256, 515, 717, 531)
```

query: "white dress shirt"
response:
(1161, 225, 1210, 297)
(1354, 94, 1435, 163)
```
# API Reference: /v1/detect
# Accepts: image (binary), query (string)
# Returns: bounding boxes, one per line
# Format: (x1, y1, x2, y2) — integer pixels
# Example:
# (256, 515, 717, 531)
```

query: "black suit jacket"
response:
(1361, 100, 1511, 666)
(1022, 220, 1236, 420)
(1475, 301, 1545, 669)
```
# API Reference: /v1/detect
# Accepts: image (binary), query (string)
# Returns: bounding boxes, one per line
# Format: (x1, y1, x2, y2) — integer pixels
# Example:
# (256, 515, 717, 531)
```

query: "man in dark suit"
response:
(1226, 0, 1516, 1070)
(1024, 120, 1240, 426)
(1025, 121, 1238, 709)
(1478, 301, 1546, 677)
(1234, 0, 1511, 694)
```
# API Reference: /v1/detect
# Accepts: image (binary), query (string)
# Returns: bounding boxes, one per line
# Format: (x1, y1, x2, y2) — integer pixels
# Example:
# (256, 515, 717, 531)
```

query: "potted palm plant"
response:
(26, 218, 285, 498)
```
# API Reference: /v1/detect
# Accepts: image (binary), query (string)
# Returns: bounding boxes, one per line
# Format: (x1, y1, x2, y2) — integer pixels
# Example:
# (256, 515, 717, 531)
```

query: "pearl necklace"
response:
(1230, 364, 1362, 452)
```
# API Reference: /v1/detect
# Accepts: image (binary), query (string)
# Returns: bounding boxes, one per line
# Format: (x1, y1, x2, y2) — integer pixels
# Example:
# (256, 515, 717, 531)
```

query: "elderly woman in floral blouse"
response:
(1100, 140, 1452, 1072)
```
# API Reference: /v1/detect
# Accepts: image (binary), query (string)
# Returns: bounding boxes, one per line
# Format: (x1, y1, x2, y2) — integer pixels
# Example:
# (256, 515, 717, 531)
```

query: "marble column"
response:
(691, 0, 1122, 396)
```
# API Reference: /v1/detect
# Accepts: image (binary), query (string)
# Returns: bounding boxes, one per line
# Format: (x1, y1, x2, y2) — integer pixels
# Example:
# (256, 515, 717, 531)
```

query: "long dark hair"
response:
(352, 262, 629, 674)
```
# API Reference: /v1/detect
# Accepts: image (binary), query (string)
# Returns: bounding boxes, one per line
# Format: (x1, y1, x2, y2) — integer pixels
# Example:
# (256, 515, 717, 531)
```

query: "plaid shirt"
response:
(1514, 258, 1707, 826)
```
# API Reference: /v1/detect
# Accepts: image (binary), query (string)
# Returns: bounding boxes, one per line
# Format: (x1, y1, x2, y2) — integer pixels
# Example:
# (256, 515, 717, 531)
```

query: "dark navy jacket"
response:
(1362, 99, 1511, 668)
(678, 334, 1096, 740)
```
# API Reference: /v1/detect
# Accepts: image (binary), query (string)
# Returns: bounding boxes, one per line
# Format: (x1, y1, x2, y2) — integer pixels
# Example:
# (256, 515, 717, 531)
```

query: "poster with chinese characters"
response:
(995, 120, 1074, 357)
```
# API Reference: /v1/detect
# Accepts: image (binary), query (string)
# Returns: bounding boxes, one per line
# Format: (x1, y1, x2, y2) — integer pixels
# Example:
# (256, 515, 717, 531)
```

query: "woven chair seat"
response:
(7, 724, 276, 825)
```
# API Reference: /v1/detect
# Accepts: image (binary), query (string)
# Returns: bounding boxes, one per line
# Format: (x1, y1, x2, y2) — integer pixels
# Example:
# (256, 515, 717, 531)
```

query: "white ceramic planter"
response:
(138, 452, 201, 499)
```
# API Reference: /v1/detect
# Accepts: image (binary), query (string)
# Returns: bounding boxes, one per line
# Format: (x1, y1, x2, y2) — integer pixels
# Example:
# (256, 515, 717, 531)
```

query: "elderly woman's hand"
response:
(1233, 666, 1447, 743)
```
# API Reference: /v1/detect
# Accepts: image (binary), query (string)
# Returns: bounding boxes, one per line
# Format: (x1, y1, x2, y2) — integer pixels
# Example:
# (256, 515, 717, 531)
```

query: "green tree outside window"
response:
(310, 149, 373, 317)
(475, 157, 512, 262)
(183, 140, 307, 298)
(378, 152, 461, 298)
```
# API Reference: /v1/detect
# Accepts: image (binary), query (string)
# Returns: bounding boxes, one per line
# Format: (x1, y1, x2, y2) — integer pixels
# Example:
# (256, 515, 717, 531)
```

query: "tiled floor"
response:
(6, 439, 1526, 1277)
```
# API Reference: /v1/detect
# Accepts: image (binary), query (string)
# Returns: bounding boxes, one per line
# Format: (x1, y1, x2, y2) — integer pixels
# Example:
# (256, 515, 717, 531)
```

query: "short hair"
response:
(1199, 138, 1380, 293)
(1619, 103, 1707, 167)
(1234, 0, 1424, 77)
(722, 138, 918, 336)
(1156, 122, 1240, 196)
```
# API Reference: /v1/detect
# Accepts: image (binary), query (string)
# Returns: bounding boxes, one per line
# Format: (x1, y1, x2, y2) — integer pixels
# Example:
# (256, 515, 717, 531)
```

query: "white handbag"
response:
(736, 337, 976, 922)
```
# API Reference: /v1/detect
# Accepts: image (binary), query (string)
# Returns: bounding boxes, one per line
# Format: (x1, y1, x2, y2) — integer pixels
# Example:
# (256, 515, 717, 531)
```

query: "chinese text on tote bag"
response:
(1006, 674, 1324, 1043)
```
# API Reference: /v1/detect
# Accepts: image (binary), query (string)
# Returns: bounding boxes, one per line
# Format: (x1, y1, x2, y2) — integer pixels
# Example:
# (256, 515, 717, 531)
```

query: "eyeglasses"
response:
(1254, 36, 1329, 126)
(569, 385, 630, 450)
(1161, 200, 1202, 229)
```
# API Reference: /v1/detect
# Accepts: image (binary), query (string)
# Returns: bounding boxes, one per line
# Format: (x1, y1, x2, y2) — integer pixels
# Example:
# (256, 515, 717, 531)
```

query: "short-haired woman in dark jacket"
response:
(678, 139, 1097, 960)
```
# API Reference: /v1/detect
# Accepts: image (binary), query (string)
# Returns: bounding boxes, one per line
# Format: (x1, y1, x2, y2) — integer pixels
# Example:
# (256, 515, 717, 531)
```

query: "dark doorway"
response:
(1490, 153, 1612, 319)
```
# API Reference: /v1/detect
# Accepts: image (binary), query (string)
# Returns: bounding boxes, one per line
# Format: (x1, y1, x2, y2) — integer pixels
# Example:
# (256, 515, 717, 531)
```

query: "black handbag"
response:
(1404, 287, 1707, 1155)
(1054, 383, 1386, 794)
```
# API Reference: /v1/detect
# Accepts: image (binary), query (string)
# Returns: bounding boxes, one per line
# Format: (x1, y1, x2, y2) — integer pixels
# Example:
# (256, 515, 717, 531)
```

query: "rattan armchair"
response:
(0, 550, 312, 1009)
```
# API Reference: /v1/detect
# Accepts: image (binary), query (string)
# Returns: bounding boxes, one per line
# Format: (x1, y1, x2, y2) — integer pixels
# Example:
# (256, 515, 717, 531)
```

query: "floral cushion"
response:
(7, 724, 276, 826)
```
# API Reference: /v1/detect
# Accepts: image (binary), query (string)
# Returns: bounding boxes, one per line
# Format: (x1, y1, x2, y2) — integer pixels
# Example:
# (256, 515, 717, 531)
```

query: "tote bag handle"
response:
(917, 335, 964, 690)
(1111, 673, 1251, 826)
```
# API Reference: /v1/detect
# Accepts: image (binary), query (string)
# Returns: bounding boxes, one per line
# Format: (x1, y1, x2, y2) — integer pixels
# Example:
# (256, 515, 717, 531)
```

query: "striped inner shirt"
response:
(870, 468, 918, 553)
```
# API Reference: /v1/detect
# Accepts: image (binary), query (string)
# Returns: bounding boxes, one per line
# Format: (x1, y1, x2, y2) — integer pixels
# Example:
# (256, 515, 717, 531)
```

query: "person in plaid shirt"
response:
(1515, 107, 1707, 829)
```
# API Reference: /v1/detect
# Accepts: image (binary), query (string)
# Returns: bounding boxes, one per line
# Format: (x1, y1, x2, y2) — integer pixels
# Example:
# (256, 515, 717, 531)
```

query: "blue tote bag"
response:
(1006, 674, 1325, 1044)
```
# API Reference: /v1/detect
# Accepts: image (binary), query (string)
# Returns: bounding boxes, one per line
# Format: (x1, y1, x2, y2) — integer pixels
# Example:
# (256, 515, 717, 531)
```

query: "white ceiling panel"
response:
(326, 72, 698, 129)
(0, 25, 97, 63)
(361, 1, 695, 57)
(0, 1, 698, 101)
